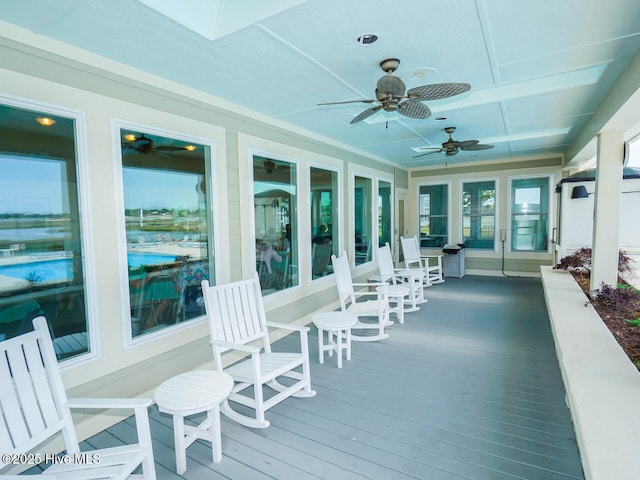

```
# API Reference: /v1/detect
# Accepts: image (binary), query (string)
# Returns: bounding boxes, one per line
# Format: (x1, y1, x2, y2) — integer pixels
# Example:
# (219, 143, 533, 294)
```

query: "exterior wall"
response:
(557, 177, 640, 261)
(408, 159, 563, 276)
(0, 25, 393, 441)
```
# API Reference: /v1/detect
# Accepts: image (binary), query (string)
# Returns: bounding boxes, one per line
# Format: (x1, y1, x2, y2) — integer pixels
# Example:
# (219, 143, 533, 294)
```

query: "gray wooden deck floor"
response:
(84, 275, 584, 480)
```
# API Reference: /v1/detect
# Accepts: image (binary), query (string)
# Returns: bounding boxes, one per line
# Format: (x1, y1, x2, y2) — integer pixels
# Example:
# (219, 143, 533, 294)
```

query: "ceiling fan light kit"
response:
(318, 57, 471, 125)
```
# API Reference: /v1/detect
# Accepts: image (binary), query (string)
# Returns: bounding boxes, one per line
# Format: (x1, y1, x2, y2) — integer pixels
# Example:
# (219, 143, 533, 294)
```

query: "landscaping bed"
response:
(555, 247, 640, 371)
(571, 272, 640, 371)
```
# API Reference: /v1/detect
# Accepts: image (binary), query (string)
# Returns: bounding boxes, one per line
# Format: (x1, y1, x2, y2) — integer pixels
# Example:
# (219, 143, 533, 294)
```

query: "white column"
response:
(590, 131, 624, 291)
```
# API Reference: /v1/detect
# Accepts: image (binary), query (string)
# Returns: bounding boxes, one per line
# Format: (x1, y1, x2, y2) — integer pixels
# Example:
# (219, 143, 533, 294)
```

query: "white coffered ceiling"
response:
(0, 0, 639, 169)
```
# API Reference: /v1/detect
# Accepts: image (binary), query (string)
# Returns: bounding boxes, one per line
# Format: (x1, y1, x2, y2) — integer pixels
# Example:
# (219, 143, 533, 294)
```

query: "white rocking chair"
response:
(400, 235, 445, 286)
(0, 317, 156, 480)
(331, 251, 391, 341)
(375, 243, 417, 322)
(201, 274, 316, 429)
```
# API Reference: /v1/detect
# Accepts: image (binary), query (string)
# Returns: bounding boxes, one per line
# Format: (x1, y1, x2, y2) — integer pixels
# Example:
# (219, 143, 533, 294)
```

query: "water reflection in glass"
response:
(0, 103, 88, 360)
(120, 129, 212, 337)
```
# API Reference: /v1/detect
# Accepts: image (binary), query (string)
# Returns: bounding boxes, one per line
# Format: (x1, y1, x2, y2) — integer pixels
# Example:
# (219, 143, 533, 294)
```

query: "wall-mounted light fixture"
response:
(570, 185, 590, 199)
(571, 185, 640, 199)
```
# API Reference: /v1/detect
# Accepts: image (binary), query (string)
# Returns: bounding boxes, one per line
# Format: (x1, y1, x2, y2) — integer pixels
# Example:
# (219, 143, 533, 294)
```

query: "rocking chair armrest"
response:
(211, 338, 260, 353)
(65, 397, 153, 410)
(266, 321, 310, 333)
(354, 288, 388, 302)
(352, 282, 381, 288)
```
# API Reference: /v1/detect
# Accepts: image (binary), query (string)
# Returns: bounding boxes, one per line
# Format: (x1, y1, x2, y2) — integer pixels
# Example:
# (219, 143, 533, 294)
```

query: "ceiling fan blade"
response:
(407, 82, 471, 101)
(155, 146, 189, 151)
(454, 139, 480, 149)
(350, 105, 383, 124)
(318, 98, 376, 106)
(377, 74, 406, 97)
(462, 143, 494, 151)
(398, 100, 431, 119)
(413, 149, 443, 158)
(415, 146, 442, 152)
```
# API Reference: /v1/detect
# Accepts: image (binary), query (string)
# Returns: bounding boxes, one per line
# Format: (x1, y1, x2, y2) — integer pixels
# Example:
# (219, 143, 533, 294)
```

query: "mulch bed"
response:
(571, 271, 640, 372)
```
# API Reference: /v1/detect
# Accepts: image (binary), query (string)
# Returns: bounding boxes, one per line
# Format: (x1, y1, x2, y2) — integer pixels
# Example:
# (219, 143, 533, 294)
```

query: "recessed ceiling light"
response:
(123, 133, 137, 141)
(185, 145, 197, 152)
(356, 34, 378, 45)
(35, 117, 56, 126)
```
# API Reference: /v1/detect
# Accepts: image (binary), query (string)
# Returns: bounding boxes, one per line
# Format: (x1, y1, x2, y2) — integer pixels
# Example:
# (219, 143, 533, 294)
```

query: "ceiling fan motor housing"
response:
(379, 58, 400, 73)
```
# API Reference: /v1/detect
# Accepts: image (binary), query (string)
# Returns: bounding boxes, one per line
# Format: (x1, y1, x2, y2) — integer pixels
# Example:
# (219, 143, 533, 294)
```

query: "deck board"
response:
(85, 275, 584, 480)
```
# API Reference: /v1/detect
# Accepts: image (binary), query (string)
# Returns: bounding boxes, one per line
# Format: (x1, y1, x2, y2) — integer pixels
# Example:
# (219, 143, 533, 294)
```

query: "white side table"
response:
(154, 370, 233, 474)
(397, 269, 426, 310)
(376, 283, 410, 324)
(312, 311, 358, 368)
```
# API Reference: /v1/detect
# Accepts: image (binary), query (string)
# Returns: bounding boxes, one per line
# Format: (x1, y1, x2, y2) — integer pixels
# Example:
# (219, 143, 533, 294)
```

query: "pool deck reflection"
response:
(0, 242, 205, 291)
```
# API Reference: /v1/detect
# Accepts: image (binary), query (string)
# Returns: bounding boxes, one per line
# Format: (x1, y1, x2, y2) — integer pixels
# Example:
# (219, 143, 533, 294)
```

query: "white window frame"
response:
(459, 177, 499, 252)
(507, 174, 553, 254)
(376, 176, 395, 252)
(248, 149, 301, 297)
(416, 180, 452, 249)
(112, 120, 219, 348)
(350, 172, 375, 269)
(0, 93, 99, 368)
(308, 162, 342, 284)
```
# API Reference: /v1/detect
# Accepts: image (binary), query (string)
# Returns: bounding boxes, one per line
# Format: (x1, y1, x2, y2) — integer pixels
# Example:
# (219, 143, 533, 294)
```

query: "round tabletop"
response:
(155, 370, 234, 414)
(397, 269, 425, 278)
(376, 284, 410, 296)
(312, 311, 358, 330)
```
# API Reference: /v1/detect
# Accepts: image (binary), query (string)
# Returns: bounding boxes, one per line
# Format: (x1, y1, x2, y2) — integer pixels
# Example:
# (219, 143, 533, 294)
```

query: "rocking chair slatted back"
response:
(202, 273, 270, 353)
(400, 236, 445, 285)
(2, 318, 157, 479)
(376, 242, 398, 284)
(331, 252, 356, 309)
(0, 318, 78, 457)
(400, 236, 422, 267)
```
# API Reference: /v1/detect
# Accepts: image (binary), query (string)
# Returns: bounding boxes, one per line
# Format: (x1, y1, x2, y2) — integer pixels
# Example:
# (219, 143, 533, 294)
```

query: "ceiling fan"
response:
(122, 133, 195, 154)
(413, 127, 494, 158)
(318, 58, 470, 124)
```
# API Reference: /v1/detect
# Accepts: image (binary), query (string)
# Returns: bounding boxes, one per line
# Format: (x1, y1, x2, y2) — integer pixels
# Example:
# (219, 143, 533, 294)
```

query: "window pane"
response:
(0, 103, 88, 360)
(463, 181, 495, 249)
(511, 177, 549, 251)
(418, 184, 448, 248)
(378, 181, 392, 247)
(254, 156, 297, 293)
(310, 167, 337, 279)
(121, 130, 213, 338)
(354, 176, 372, 265)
